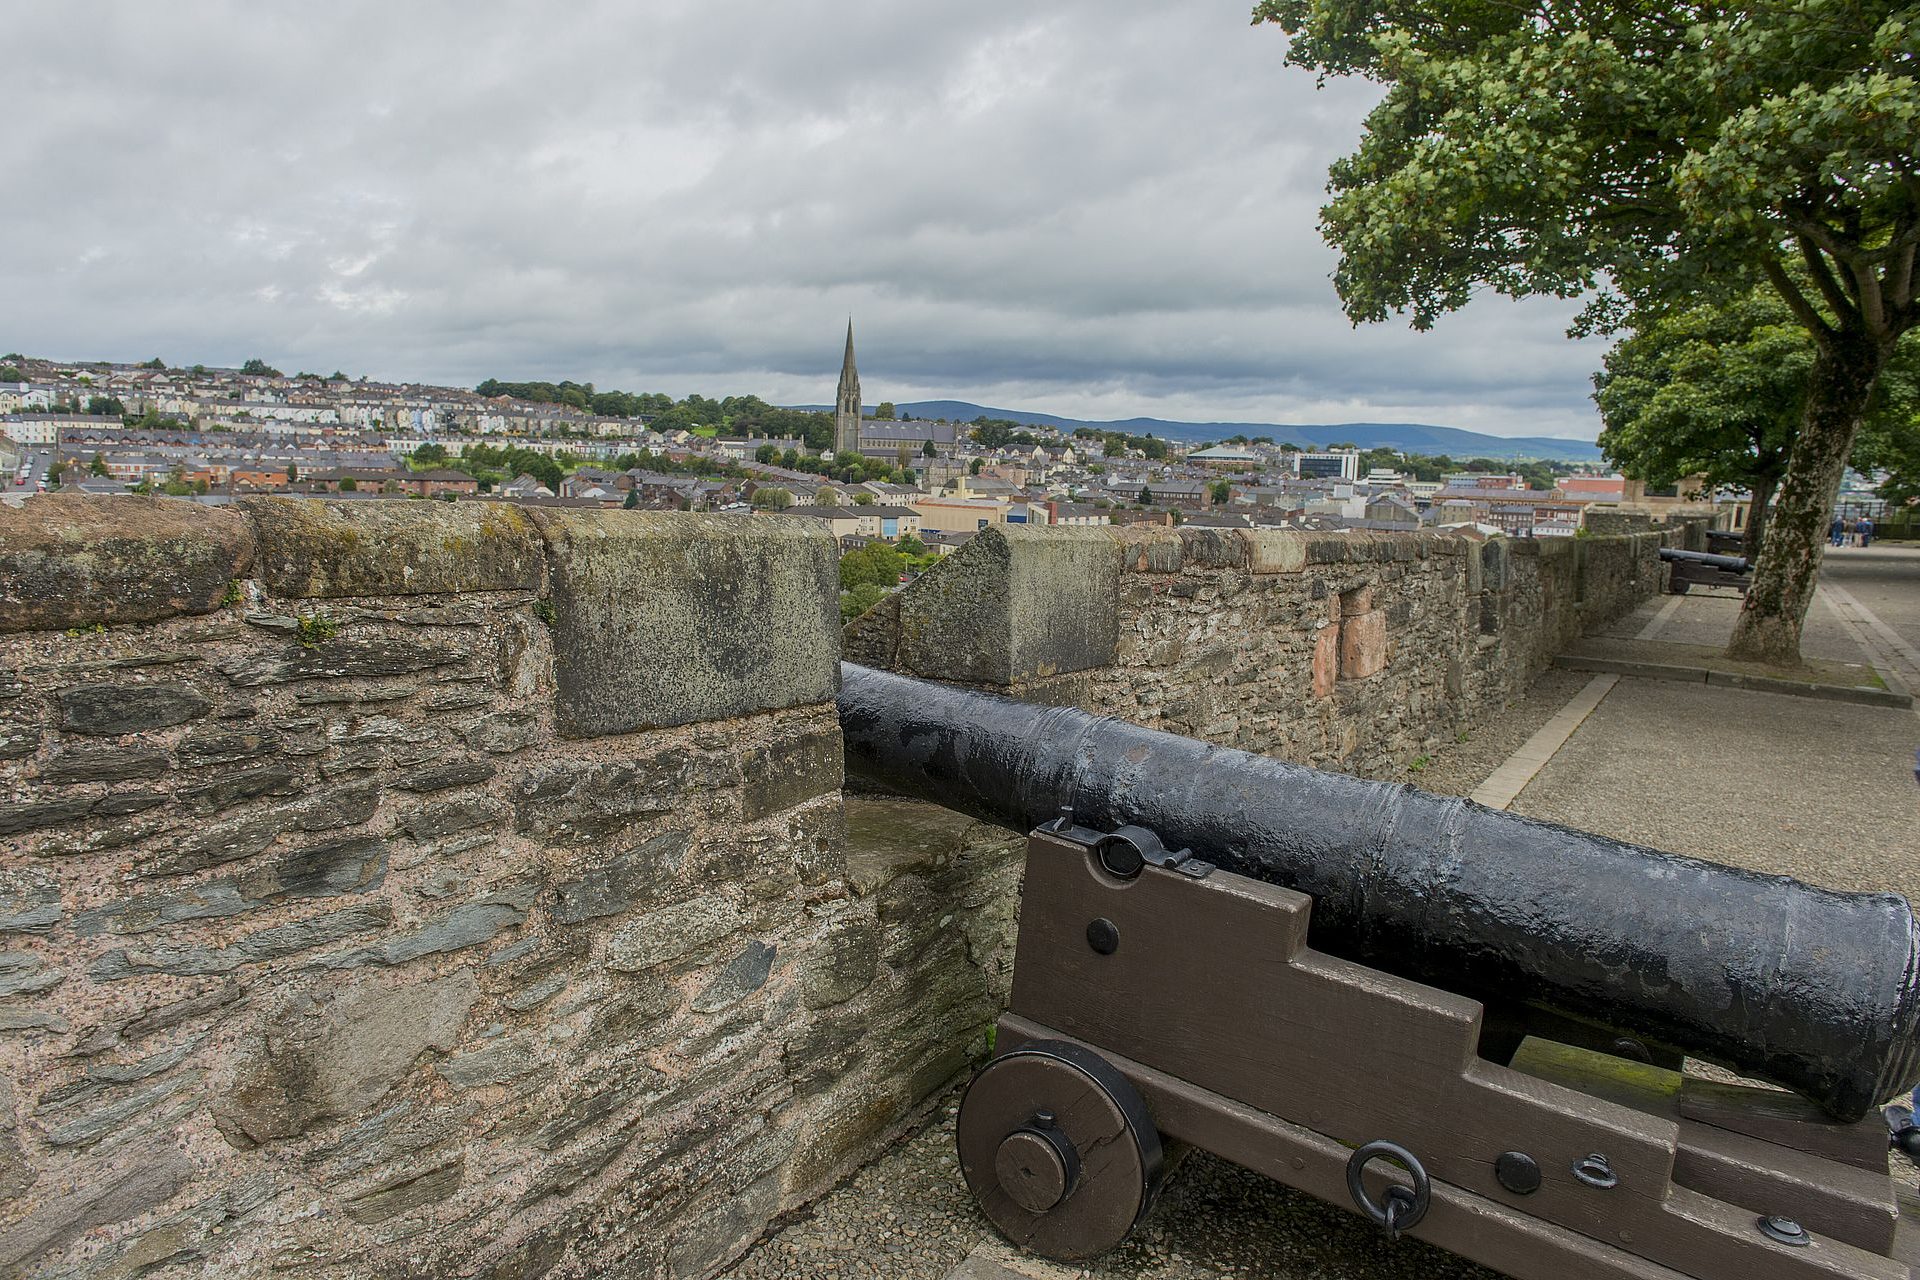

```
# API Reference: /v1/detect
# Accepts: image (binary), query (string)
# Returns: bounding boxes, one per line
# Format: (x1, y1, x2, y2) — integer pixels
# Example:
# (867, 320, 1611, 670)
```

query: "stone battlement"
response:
(0, 500, 1677, 1279)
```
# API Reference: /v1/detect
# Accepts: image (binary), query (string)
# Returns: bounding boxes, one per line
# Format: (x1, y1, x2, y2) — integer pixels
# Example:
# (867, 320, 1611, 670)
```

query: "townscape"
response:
(7, 334, 1849, 628)
(4, 2, 1919, 1280)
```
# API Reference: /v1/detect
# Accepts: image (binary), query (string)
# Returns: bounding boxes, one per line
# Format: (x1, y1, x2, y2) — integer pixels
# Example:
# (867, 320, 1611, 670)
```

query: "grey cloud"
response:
(4, 0, 1607, 438)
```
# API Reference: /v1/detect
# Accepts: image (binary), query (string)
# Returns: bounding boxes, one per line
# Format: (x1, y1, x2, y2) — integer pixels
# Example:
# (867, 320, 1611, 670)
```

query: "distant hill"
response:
(792, 399, 1603, 463)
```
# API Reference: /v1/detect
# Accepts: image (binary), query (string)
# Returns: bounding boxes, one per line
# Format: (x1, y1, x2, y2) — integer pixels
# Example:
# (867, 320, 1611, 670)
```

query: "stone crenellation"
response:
(0, 498, 1680, 1280)
(844, 522, 1677, 778)
(0, 497, 1017, 1280)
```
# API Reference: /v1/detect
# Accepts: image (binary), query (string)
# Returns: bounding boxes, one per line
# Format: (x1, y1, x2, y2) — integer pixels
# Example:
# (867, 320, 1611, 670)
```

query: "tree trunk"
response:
(1726, 335, 1888, 664)
(1742, 471, 1777, 560)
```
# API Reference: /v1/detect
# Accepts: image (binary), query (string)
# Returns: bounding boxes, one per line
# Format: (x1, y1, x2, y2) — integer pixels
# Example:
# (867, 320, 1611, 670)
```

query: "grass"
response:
(296, 614, 340, 649)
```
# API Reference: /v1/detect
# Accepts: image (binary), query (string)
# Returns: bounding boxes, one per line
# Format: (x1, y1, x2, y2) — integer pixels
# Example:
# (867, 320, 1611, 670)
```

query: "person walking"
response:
(1860, 515, 1874, 548)
(1830, 514, 1847, 547)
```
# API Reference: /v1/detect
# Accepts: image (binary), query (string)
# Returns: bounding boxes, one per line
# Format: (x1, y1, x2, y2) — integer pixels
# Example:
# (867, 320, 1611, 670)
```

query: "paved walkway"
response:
(722, 544, 1920, 1280)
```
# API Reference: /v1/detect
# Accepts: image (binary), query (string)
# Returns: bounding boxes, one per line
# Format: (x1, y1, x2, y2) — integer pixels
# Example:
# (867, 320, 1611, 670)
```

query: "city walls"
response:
(0, 499, 1671, 1280)
(0, 498, 1017, 1280)
(844, 522, 1668, 776)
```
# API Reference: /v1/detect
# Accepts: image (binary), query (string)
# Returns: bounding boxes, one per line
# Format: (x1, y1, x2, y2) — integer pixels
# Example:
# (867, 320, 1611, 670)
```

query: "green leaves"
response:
(1258, 0, 1920, 333)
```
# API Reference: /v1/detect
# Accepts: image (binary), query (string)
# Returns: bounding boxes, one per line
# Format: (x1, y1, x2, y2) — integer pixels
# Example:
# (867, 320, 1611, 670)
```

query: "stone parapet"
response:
(845, 523, 1662, 780)
(0, 498, 992, 1280)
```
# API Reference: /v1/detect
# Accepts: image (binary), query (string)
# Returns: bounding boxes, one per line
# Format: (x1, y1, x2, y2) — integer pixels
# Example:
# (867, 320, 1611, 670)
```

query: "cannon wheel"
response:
(956, 1039, 1164, 1260)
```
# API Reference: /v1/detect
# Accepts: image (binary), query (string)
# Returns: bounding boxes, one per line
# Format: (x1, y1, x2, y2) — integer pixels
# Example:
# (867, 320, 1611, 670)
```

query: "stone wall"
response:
(0, 498, 1017, 1280)
(846, 523, 1667, 778)
(1, 500, 1671, 1280)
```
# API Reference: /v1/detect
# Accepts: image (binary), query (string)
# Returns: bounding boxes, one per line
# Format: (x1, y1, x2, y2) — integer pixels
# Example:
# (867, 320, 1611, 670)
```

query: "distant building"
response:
(834, 321, 861, 458)
(1299, 450, 1360, 482)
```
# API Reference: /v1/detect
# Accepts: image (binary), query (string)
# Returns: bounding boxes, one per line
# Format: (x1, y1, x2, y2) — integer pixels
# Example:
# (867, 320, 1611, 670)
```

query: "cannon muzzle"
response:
(1659, 546, 1750, 571)
(837, 662, 1920, 1120)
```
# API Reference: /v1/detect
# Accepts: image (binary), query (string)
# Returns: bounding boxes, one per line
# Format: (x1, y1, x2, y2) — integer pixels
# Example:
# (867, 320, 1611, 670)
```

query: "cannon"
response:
(838, 663, 1920, 1277)
(1661, 546, 1753, 594)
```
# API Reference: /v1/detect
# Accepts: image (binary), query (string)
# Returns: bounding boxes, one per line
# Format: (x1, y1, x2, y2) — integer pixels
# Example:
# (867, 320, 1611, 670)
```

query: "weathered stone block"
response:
(533, 510, 839, 737)
(176, 763, 300, 815)
(606, 894, 744, 972)
(36, 745, 169, 784)
(0, 497, 254, 635)
(176, 729, 279, 768)
(515, 751, 713, 843)
(89, 902, 394, 980)
(58, 682, 212, 735)
(1245, 530, 1309, 574)
(1338, 609, 1388, 679)
(0, 870, 61, 934)
(219, 637, 467, 686)
(1104, 526, 1182, 574)
(864, 525, 1121, 686)
(393, 758, 497, 793)
(0, 1142, 191, 1272)
(1176, 526, 1247, 569)
(242, 497, 545, 599)
(550, 828, 694, 924)
(400, 796, 507, 841)
(798, 913, 881, 1008)
(319, 887, 534, 969)
(692, 941, 777, 1013)
(1311, 625, 1339, 699)
(344, 1159, 466, 1224)
(0, 797, 97, 836)
(738, 727, 843, 822)
(213, 968, 479, 1146)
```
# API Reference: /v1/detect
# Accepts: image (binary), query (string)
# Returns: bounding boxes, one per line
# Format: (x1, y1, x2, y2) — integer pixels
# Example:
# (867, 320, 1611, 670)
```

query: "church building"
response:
(834, 320, 861, 458)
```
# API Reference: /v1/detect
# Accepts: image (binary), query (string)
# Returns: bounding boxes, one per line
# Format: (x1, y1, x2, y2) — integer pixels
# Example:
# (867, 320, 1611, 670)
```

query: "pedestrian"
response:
(1830, 514, 1847, 547)
(1860, 515, 1874, 548)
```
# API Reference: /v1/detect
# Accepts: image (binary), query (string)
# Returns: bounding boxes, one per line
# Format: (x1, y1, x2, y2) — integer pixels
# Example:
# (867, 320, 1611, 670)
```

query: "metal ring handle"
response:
(1345, 1140, 1432, 1240)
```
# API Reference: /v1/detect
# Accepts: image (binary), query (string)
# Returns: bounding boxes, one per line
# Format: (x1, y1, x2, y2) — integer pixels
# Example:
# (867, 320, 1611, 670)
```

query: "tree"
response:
(1257, 0, 1920, 663)
(968, 458, 984, 476)
(138, 357, 166, 370)
(751, 487, 795, 510)
(1850, 355, 1920, 505)
(1209, 479, 1232, 505)
(921, 440, 936, 457)
(89, 453, 108, 477)
(623, 488, 640, 509)
(412, 443, 448, 467)
(840, 542, 905, 591)
(1597, 289, 1883, 554)
(875, 402, 896, 420)
(755, 443, 779, 464)
(85, 396, 125, 417)
(285, 461, 299, 484)
(46, 462, 65, 487)
(897, 534, 927, 556)
(840, 580, 889, 622)
(1139, 486, 1156, 506)
(239, 358, 281, 377)
(339, 476, 359, 492)
(0, 366, 21, 382)
(853, 492, 875, 506)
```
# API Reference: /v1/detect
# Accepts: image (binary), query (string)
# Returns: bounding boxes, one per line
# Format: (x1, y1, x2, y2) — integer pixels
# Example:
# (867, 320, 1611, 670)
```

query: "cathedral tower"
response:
(834, 319, 861, 458)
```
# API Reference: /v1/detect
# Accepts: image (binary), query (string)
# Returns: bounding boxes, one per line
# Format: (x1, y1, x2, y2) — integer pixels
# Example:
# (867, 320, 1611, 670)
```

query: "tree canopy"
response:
(1255, 0, 1920, 661)
(1596, 290, 1810, 549)
(239, 358, 281, 377)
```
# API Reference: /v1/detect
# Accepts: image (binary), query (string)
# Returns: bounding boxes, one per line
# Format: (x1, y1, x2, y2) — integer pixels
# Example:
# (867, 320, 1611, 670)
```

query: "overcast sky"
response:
(3, 1, 1612, 439)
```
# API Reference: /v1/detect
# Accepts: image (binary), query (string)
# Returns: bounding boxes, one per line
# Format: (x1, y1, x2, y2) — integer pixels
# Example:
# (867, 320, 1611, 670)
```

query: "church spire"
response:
(834, 318, 862, 458)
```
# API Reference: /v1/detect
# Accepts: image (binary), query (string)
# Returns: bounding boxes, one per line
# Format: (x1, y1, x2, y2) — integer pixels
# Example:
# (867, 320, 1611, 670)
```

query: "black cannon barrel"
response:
(1660, 546, 1750, 571)
(838, 662, 1920, 1120)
